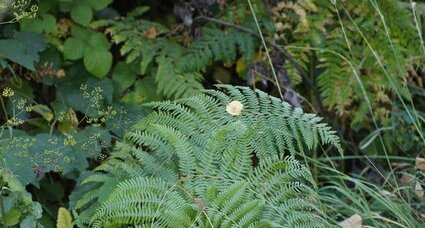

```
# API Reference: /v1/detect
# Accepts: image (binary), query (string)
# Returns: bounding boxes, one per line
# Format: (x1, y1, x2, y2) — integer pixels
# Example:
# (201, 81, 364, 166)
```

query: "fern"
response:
(98, 1, 274, 99)
(72, 85, 342, 227)
(272, 0, 421, 126)
(100, 7, 204, 99)
(178, 27, 258, 73)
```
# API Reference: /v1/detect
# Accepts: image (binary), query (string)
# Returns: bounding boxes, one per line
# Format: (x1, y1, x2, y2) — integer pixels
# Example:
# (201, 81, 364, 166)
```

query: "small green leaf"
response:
(56, 207, 73, 228)
(71, 3, 93, 25)
(87, 32, 110, 51)
(112, 61, 137, 89)
(84, 49, 112, 78)
(5, 209, 21, 226)
(88, 0, 113, 11)
(31, 104, 54, 122)
(71, 26, 92, 42)
(63, 37, 85, 60)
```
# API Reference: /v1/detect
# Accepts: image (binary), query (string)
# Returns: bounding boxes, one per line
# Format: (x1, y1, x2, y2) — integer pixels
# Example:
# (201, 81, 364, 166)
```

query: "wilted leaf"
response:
(144, 27, 158, 39)
(415, 157, 425, 170)
(400, 173, 414, 184)
(339, 213, 362, 228)
(415, 181, 424, 198)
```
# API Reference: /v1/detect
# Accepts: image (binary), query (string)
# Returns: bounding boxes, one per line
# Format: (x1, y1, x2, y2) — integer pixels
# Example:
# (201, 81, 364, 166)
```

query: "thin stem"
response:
(0, 187, 7, 228)
(246, 0, 282, 99)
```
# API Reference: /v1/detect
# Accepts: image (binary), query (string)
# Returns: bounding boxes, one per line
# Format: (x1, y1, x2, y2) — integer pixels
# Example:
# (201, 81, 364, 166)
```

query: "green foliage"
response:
(72, 85, 341, 227)
(0, 32, 45, 70)
(0, 169, 43, 227)
(178, 27, 257, 73)
(100, 6, 204, 99)
(57, 207, 73, 228)
(63, 26, 112, 78)
(0, 1, 424, 227)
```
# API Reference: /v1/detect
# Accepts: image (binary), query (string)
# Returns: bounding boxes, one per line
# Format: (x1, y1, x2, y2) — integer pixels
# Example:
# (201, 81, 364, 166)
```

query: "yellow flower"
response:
(2, 87, 14, 97)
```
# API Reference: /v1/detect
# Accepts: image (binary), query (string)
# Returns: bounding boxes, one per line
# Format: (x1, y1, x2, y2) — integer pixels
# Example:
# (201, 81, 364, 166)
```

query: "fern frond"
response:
(74, 85, 339, 227)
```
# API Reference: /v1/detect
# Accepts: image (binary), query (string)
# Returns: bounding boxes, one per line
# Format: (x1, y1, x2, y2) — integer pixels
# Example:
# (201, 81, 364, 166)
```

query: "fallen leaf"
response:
(400, 173, 413, 184)
(339, 213, 362, 228)
(415, 157, 425, 170)
(226, 101, 243, 116)
(415, 181, 424, 198)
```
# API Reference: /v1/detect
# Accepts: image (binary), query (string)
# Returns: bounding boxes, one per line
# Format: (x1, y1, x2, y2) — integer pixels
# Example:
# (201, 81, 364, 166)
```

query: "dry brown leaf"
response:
(226, 101, 243, 116)
(415, 157, 425, 170)
(400, 173, 414, 184)
(339, 213, 362, 228)
(144, 27, 158, 39)
(391, 162, 410, 169)
(415, 181, 424, 198)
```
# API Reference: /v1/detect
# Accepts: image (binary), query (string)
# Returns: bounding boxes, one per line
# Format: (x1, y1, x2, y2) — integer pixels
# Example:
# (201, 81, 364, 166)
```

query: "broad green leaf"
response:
(71, 3, 93, 25)
(121, 76, 158, 104)
(21, 14, 57, 34)
(71, 26, 92, 42)
(63, 38, 85, 60)
(0, 40, 33, 69)
(57, 208, 73, 228)
(0, 32, 45, 70)
(87, 32, 109, 51)
(83, 48, 112, 78)
(20, 18, 44, 33)
(88, 0, 113, 11)
(5, 209, 21, 226)
(112, 61, 137, 89)
(41, 14, 58, 33)
(14, 32, 46, 63)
